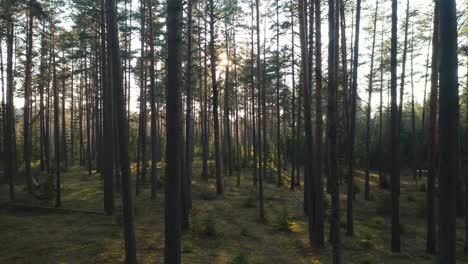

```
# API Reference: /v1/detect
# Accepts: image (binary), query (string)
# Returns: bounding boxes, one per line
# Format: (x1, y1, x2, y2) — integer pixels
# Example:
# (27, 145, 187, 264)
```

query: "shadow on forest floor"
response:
(0, 162, 466, 263)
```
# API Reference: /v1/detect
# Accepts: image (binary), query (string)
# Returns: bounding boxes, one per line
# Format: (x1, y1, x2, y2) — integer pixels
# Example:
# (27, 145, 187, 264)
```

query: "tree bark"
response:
(390, 0, 400, 252)
(426, 1, 438, 254)
(365, 0, 378, 201)
(165, 0, 184, 258)
(107, 0, 138, 261)
(311, 0, 324, 248)
(437, 0, 458, 262)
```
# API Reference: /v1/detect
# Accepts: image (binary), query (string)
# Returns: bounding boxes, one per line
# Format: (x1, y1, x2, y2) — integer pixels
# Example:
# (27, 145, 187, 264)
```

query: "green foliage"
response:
(230, 252, 250, 264)
(182, 241, 194, 253)
(189, 208, 201, 240)
(399, 224, 407, 235)
(273, 207, 291, 232)
(202, 214, 217, 237)
(371, 216, 385, 227)
(290, 238, 305, 255)
(243, 191, 256, 208)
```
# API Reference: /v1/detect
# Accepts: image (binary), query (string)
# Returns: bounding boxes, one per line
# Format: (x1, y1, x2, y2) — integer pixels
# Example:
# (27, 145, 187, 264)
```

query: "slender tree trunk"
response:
(251, 0, 257, 186)
(149, 0, 158, 200)
(390, 0, 400, 252)
(298, 0, 315, 247)
(312, 0, 324, 248)
(426, 1, 438, 254)
(182, 0, 194, 230)
(289, 0, 296, 190)
(365, 0, 378, 201)
(437, 0, 458, 262)
(275, 0, 282, 187)
(52, 28, 61, 208)
(255, 0, 264, 220)
(107, 0, 138, 262)
(465, 54, 468, 255)
(398, 0, 410, 134)
(85, 51, 92, 175)
(70, 60, 74, 164)
(24, 4, 34, 194)
(165, 0, 184, 258)
(201, 15, 209, 181)
(5, 19, 15, 200)
(328, 0, 341, 262)
(346, 0, 361, 237)
(61, 53, 68, 170)
(102, 0, 115, 216)
(410, 23, 416, 183)
(209, 0, 223, 195)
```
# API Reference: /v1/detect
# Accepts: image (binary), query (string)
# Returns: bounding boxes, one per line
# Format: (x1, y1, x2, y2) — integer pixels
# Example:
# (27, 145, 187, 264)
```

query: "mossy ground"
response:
(0, 162, 467, 263)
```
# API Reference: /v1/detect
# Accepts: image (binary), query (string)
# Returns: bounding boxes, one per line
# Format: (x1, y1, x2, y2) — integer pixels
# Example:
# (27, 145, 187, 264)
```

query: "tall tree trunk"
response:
(4, 19, 15, 200)
(312, 0, 324, 248)
(70, 60, 74, 164)
(255, 0, 264, 220)
(165, 0, 184, 258)
(426, 1, 438, 254)
(107, 0, 138, 262)
(61, 54, 68, 169)
(24, 4, 34, 194)
(251, 0, 257, 186)
(410, 23, 416, 183)
(149, 0, 158, 200)
(102, 0, 115, 216)
(437, 0, 458, 262)
(465, 54, 468, 255)
(209, 0, 223, 195)
(346, 0, 361, 237)
(201, 14, 209, 181)
(85, 51, 92, 175)
(275, 0, 282, 187)
(390, 0, 400, 252)
(290, 0, 296, 190)
(52, 28, 61, 208)
(377, 20, 384, 184)
(182, 0, 194, 230)
(398, 0, 410, 134)
(298, 0, 315, 248)
(38, 28, 45, 171)
(365, 0, 378, 201)
(328, 0, 341, 262)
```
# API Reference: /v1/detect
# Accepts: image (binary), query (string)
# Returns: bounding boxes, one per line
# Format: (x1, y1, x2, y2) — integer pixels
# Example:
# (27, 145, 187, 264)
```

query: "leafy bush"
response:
(202, 214, 217, 237)
(274, 207, 292, 232)
(182, 241, 193, 253)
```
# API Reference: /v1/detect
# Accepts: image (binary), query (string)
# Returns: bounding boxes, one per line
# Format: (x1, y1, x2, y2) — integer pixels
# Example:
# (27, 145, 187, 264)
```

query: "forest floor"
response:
(0, 161, 467, 263)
